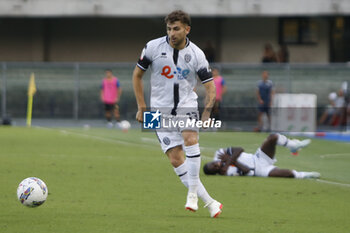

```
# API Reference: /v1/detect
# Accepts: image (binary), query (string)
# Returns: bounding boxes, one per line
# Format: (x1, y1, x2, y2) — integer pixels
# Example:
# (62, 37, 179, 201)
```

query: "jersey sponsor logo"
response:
(161, 66, 174, 79)
(161, 66, 190, 80)
(143, 110, 161, 129)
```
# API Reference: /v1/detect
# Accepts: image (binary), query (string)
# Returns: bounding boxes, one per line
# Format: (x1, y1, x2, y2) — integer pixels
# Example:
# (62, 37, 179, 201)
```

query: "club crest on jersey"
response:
(162, 137, 171, 145)
(184, 54, 191, 63)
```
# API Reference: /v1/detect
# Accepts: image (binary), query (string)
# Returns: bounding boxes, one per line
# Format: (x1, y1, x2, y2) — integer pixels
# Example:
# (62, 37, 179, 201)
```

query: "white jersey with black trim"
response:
(137, 36, 212, 113)
(214, 148, 255, 176)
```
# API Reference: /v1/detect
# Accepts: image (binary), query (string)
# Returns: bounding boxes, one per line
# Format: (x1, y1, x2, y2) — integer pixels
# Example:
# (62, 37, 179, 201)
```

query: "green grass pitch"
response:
(0, 127, 349, 233)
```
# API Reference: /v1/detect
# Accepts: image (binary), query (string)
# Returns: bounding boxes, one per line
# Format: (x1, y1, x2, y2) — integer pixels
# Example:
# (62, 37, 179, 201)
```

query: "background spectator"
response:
(100, 69, 122, 128)
(261, 43, 277, 63)
(211, 68, 227, 121)
(255, 70, 274, 131)
(277, 44, 289, 63)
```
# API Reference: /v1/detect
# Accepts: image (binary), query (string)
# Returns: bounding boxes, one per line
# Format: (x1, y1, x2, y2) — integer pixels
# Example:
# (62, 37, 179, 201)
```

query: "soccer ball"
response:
(17, 177, 48, 207)
(119, 120, 131, 132)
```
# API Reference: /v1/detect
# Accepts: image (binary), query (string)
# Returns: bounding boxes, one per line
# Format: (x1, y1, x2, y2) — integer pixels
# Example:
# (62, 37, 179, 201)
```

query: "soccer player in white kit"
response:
(203, 133, 320, 179)
(132, 10, 222, 218)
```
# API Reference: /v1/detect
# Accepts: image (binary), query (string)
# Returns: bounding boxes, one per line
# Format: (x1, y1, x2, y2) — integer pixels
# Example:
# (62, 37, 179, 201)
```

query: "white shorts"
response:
(155, 108, 199, 153)
(155, 129, 199, 153)
(253, 148, 277, 177)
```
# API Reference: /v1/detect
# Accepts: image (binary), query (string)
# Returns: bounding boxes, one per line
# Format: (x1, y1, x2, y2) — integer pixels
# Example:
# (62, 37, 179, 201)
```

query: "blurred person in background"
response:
(318, 92, 337, 125)
(341, 81, 349, 128)
(100, 69, 122, 128)
(277, 44, 289, 63)
(261, 43, 277, 63)
(331, 88, 346, 127)
(211, 68, 226, 121)
(255, 70, 274, 132)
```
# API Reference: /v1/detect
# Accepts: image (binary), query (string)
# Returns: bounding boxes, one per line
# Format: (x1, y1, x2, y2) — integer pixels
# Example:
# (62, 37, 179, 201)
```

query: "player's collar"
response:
(185, 37, 190, 47)
(165, 36, 190, 49)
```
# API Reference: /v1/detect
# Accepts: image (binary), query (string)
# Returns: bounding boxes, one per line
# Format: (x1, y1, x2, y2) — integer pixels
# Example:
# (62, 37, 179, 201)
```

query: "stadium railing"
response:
(1, 62, 349, 123)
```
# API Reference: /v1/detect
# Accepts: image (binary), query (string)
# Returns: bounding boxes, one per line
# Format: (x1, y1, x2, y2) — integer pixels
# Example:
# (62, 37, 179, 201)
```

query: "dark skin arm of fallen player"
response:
(233, 160, 251, 175)
(229, 147, 252, 175)
(219, 147, 245, 175)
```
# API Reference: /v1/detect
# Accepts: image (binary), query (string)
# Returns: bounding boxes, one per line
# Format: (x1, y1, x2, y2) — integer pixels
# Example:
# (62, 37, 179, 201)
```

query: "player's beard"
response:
(171, 36, 185, 49)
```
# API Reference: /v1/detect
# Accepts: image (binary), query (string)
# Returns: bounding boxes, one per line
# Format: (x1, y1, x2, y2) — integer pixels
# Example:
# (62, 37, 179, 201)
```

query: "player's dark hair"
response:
(203, 163, 216, 175)
(165, 10, 191, 26)
(105, 69, 112, 72)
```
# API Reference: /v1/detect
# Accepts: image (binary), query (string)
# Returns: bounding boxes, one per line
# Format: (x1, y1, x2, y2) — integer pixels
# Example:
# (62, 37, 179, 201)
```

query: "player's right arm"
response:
(233, 160, 251, 176)
(132, 66, 146, 122)
(229, 147, 252, 175)
(219, 147, 246, 175)
(133, 42, 154, 122)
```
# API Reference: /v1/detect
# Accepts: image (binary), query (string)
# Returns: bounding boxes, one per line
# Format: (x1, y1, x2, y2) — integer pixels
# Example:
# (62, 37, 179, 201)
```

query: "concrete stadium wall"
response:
(0, 17, 329, 63)
(221, 18, 329, 63)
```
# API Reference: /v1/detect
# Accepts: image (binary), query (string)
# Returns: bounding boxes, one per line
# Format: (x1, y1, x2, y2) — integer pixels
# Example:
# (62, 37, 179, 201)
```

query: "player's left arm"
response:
(117, 87, 122, 102)
(196, 49, 216, 121)
(233, 161, 252, 175)
(219, 147, 244, 175)
(222, 79, 227, 96)
(116, 80, 122, 103)
(269, 84, 275, 107)
(100, 83, 104, 102)
(202, 80, 216, 121)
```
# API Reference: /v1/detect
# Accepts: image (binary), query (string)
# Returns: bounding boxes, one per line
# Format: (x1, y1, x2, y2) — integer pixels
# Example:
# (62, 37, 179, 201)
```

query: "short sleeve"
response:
(213, 148, 225, 161)
(137, 43, 153, 71)
(195, 50, 213, 84)
(221, 78, 225, 86)
(256, 81, 261, 89)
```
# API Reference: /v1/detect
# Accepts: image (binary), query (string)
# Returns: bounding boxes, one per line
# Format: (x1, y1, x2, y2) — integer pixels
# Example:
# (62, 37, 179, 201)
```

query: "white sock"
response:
(184, 144, 201, 194)
(292, 170, 306, 179)
(276, 133, 297, 149)
(174, 162, 214, 205)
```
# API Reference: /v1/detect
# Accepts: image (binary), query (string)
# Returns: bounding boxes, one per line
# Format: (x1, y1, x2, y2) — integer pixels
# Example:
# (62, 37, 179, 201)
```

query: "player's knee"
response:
(183, 135, 198, 146)
(267, 134, 278, 143)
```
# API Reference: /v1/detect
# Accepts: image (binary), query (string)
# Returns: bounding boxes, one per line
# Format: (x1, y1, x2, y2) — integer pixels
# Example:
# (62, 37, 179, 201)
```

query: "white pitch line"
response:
(29, 127, 350, 188)
(320, 153, 349, 159)
(62, 130, 217, 161)
(59, 129, 159, 149)
(316, 179, 350, 188)
(141, 137, 159, 144)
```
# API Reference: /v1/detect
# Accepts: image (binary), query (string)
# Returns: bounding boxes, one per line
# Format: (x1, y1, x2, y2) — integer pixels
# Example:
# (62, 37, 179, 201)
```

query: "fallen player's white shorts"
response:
(253, 148, 277, 177)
